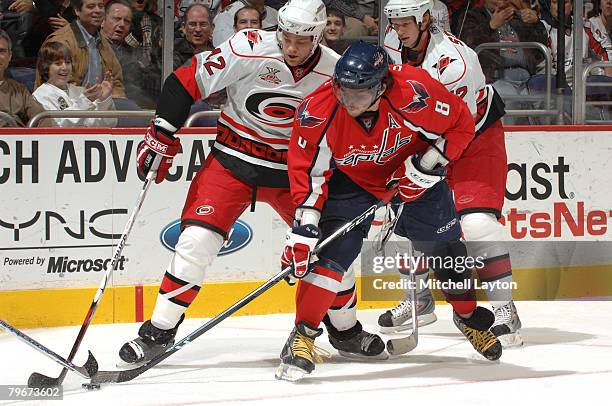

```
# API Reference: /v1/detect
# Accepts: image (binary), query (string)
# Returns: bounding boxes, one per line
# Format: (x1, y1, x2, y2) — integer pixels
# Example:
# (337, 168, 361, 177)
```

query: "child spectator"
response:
(33, 41, 117, 126)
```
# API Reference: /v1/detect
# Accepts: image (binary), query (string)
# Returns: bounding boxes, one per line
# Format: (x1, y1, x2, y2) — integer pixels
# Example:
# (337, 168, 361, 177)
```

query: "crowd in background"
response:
(1, 0, 612, 127)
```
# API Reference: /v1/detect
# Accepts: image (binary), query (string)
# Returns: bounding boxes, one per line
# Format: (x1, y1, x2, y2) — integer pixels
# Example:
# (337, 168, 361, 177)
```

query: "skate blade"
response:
(115, 359, 146, 369)
(337, 350, 389, 361)
(275, 363, 309, 382)
(379, 313, 437, 334)
(498, 331, 524, 348)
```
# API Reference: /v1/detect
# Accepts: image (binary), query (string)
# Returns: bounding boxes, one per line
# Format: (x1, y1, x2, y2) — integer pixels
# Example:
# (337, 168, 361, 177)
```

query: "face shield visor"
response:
(332, 81, 383, 117)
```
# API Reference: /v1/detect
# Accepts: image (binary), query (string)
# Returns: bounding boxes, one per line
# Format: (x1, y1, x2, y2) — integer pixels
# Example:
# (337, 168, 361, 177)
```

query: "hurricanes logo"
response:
(244, 30, 262, 50)
(400, 80, 429, 113)
(433, 56, 456, 75)
(296, 98, 325, 128)
(245, 92, 302, 128)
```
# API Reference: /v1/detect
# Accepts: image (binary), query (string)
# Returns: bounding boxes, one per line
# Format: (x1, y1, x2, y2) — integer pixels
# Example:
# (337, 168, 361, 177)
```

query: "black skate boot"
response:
(275, 321, 330, 382)
(119, 315, 184, 364)
(323, 316, 387, 360)
(453, 306, 502, 361)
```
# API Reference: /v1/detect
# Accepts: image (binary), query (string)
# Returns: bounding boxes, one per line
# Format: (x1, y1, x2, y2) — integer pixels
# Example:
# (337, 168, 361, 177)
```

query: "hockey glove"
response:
(137, 118, 181, 183)
(388, 154, 446, 203)
(281, 224, 321, 282)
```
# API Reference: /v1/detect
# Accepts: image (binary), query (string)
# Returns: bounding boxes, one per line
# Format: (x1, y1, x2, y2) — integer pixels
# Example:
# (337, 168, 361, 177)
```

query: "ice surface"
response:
(1, 302, 610, 406)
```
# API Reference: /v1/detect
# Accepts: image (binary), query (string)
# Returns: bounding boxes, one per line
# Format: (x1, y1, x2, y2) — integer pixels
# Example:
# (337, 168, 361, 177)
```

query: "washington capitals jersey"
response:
(288, 65, 475, 211)
(384, 24, 504, 133)
(190, 29, 339, 185)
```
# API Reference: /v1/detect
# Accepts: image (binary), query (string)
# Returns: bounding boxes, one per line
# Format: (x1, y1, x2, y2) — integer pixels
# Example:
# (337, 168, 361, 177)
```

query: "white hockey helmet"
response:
(277, 0, 327, 54)
(384, 0, 433, 24)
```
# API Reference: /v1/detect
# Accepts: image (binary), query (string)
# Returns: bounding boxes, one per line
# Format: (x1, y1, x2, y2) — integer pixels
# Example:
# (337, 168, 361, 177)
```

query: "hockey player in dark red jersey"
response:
(275, 41, 502, 382)
(380, 0, 522, 347)
(118, 0, 386, 366)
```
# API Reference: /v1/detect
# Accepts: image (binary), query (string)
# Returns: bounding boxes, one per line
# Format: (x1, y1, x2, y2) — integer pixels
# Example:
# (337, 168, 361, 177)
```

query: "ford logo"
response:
(160, 220, 253, 255)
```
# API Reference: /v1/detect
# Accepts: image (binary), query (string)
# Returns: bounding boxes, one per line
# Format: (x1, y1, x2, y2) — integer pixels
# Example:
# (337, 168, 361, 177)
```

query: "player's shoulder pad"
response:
(316, 45, 341, 76)
(294, 81, 335, 131)
(228, 29, 277, 57)
(427, 32, 469, 86)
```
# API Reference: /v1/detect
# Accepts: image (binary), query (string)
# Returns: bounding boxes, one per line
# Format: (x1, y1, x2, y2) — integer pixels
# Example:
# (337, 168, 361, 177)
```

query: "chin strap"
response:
(403, 26, 428, 63)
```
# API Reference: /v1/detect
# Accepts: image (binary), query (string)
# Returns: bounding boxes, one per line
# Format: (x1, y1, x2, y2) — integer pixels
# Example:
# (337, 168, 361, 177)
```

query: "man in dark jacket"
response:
(460, 0, 547, 122)
(174, 3, 214, 69)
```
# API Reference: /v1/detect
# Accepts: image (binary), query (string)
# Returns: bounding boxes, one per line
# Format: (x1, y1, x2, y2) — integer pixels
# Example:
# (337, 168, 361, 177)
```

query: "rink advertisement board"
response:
(1, 127, 611, 327)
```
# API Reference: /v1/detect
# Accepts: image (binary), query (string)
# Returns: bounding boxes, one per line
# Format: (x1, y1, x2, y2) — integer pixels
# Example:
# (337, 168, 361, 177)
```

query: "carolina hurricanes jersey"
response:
(288, 65, 475, 211)
(190, 29, 339, 185)
(541, 18, 612, 84)
(383, 24, 503, 133)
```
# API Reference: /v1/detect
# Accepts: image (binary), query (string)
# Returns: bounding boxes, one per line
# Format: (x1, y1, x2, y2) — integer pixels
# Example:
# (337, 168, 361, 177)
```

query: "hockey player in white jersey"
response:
(379, 0, 522, 347)
(118, 0, 386, 364)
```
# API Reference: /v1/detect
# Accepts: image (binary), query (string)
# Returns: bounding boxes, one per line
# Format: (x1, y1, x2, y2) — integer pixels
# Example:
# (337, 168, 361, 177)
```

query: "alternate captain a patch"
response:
(296, 97, 325, 128)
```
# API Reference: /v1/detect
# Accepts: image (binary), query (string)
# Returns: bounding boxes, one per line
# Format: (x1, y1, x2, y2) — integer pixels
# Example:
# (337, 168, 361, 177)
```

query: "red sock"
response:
(444, 288, 477, 316)
(295, 265, 343, 327)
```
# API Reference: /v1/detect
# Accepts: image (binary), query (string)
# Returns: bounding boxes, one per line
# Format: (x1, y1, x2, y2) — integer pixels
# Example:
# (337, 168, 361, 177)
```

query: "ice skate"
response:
(275, 322, 330, 382)
(491, 300, 523, 347)
(119, 315, 184, 364)
(324, 317, 388, 360)
(453, 306, 502, 361)
(378, 289, 437, 333)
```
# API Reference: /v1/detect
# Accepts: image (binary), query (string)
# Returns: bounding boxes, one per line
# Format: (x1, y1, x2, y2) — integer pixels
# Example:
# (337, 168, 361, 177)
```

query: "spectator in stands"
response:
(589, 0, 612, 42)
(126, 0, 162, 69)
(0, 29, 47, 126)
(2, 0, 34, 59)
(461, 0, 547, 122)
(174, 3, 214, 68)
(323, 0, 379, 38)
(33, 41, 117, 126)
(323, 8, 351, 54)
(212, 0, 278, 46)
(432, 0, 452, 32)
(24, 0, 77, 58)
(233, 5, 262, 31)
(529, 0, 612, 121)
(38, 0, 127, 100)
(102, 0, 159, 107)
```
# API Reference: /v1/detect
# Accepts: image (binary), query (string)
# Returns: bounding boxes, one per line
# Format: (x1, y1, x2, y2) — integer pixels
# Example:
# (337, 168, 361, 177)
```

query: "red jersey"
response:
(288, 64, 475, 212)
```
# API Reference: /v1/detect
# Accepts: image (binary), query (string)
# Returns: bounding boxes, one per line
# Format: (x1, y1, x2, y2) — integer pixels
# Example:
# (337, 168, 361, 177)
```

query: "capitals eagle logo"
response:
(296, 98, 326, 128)
(400, 80, 430, 113)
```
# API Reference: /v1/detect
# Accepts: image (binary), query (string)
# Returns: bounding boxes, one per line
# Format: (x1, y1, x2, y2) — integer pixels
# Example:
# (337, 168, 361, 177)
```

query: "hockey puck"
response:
(82, 383, 101, 391)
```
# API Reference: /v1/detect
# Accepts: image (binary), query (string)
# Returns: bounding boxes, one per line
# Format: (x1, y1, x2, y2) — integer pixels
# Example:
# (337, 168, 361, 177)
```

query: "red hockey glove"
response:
(137, 120, 181, 183)
(387, 154, 446, 203)
(280, 224, 321, 280)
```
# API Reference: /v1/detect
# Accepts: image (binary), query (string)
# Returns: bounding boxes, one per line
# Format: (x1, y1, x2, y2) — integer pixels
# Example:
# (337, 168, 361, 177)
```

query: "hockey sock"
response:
(470, 241, 513, 307)
(296, 265, 343, 328)
(444, 288, 477, 317)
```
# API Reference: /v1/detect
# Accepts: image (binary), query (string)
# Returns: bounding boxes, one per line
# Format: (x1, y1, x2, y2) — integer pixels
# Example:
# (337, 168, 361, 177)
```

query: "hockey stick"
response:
(386, 260, 419, 355)
(0, 320, 98, 379)
(28, 169, 157, 388)
(89, 195, 392, 385)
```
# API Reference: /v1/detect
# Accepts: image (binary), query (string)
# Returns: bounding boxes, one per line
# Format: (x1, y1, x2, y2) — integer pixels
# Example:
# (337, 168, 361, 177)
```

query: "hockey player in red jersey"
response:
(118, 0, 387, 365)
(380, 0, 522, 347)
(275, 41, 502, 382)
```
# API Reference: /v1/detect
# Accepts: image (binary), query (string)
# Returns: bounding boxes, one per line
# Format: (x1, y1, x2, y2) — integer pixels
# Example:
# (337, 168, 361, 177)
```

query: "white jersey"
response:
(212, 1, 279, 47)
(541, 18, 612, 85)
(384, 24, 497, 132)
(32, 82, 117, 127)
(192, 29, 339, 172)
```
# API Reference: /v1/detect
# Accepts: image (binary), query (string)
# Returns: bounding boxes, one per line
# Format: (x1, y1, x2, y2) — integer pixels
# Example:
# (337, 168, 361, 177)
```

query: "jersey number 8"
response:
(435, 101, 450, 116)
